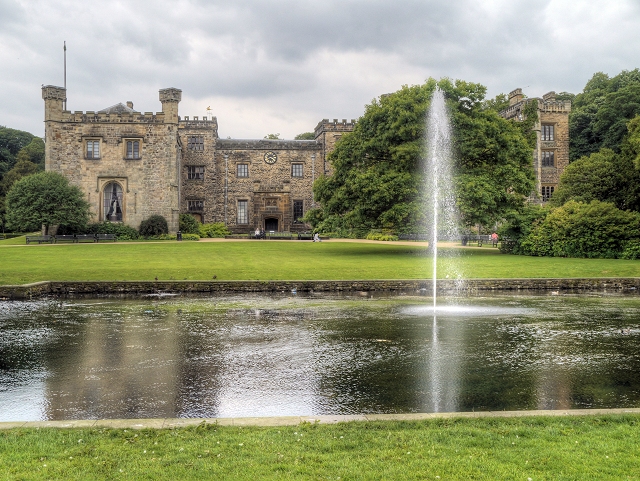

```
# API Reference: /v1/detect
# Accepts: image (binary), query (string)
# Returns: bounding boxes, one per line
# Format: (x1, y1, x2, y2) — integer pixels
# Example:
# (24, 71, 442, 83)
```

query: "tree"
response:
(294, 132, 315, 140)
(569, 69, 640, 160)
(16, 138, 45, 168)
(5, 171, 91, 234)
(311, 78, 534, 234)
(264, 133, 280, 139)
(0, 126, 35, 178)
(0, 159, 39, 195)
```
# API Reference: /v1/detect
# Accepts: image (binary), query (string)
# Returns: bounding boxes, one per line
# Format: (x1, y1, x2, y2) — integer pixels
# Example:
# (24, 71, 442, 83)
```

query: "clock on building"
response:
(264, 151, 277, 164)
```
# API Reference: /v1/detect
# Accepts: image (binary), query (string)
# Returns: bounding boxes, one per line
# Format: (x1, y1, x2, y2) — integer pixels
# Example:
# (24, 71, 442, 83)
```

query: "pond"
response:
(1, 292, 640, 421)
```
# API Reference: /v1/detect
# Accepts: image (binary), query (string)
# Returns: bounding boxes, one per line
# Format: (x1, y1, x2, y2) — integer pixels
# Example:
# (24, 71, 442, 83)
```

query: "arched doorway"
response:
(103, 181, 124, 222)
(265, 218, 278, 232)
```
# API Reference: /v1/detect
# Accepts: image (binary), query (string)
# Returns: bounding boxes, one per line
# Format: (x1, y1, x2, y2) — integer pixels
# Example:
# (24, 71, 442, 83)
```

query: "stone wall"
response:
(2, 278, 639, 299)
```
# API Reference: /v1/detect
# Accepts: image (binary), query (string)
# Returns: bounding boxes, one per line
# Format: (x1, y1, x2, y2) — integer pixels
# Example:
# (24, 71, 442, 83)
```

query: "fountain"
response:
(424, 88, 460, 309)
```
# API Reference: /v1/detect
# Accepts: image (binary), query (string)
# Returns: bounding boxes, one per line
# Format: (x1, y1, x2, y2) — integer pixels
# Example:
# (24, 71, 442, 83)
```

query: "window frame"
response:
(125, 139, 141, 160)
(237, 163, 249, 178)
(86, 139, 101, 160)
(187, 200, 204, 212)
(541, 185, 555, 202)
(541, 150, 555, 167)
(291, 163, 304, 178)
(541, 124, 555, 141)
(237, 200, 249, 224)
(293, 200, 304, 223)
(187, 136, 204, 151)
(187, 165, 205, 180)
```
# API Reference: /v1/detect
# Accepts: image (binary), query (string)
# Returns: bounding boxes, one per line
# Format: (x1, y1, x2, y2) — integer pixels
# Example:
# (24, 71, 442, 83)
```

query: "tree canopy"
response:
(294, 132, 315, 140)
(569, 69, 640, 160)
(310, 78, 535, 235)
(5, 171, 91, 234)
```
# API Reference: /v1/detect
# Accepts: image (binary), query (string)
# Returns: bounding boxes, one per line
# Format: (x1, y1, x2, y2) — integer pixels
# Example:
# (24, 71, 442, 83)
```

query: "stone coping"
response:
(1, 278, 640, 300)
(2, 408, 639, 430)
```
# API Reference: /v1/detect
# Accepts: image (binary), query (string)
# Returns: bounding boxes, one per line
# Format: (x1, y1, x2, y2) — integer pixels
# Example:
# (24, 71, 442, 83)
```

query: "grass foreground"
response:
(1, 416, 638, 480)
(0, 240, 639, 285)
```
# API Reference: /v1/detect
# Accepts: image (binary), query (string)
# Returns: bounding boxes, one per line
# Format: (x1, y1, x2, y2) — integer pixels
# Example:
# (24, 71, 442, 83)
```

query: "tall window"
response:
(293, 200, 304, 223)
(86, 140, 100, 159)
(542, 186, 555, 202)
(237, 164, 249, 177)
(187, 136, 204, 151)
(187, 166, 205, 180)
(188, 200, 204, 212)
(103, 182, 123, 222)
(126, 140, 140, 159)
(237, 200, 248, 224)
(542, 151, 555, 167)
(541, 124, 554, 141)
(291, 164, 303, 178)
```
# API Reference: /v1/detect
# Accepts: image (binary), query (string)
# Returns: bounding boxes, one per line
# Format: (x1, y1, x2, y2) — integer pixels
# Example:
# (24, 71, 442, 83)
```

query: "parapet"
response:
(159, 88, 182, 103)
(216, 138, 322, 151)
(42, 85, 66, 100)
(314, 118, 356, 137)
(508, 88, 524, 106)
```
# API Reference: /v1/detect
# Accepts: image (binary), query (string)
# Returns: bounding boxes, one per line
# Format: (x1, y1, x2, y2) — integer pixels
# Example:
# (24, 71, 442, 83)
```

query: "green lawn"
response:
(1, 416, 638, 480)
(0, 240, 638, 285)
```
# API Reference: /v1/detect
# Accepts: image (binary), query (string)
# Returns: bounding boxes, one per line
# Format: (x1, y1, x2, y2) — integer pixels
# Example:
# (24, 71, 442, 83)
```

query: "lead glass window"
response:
(103, 182, 123, 222)
(188, 200, 204, 212)
(541, 124, 554, 141)
(187, 136, 204, 151)
(86, 140, 100, 159)
(187, 166, 205, 180)
(542, 151, 555, 167)
(237, 200, 248, 224)
(291, 164, 303, 178)
(542, 186, 555, 202)
(237, 164, 249, 177)
(293, 200, 304, 223)
(126, 140, 140, 159)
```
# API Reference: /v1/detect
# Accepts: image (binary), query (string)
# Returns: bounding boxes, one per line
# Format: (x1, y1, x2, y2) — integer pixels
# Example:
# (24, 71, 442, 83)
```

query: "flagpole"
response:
(63, 41, 67, 110)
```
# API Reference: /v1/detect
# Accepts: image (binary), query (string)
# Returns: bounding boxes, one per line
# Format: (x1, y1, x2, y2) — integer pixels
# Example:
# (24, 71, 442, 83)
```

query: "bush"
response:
(621, 240, 640, 259)
(520, 200, 640, 258)
(139, 215, 169, 237)
(179, 214, 201, 234)
(85, 222, 140, 240)
(199, 222, 230, 238)
(366, 232, 399, 241)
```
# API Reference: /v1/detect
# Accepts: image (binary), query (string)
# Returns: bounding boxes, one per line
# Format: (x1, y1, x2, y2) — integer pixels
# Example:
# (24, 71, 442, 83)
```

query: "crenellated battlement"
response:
(314, 118, 356, 137)
(54, 111, 169, 124)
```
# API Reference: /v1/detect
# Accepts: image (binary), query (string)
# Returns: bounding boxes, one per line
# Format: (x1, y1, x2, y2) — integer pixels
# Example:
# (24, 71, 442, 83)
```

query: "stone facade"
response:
(500, 89, 571, 202)
(43, 86, 355, 233)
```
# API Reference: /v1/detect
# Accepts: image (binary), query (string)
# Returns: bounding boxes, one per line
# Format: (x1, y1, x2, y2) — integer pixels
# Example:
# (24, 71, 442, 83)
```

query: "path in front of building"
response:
(2, 408, 639, 430)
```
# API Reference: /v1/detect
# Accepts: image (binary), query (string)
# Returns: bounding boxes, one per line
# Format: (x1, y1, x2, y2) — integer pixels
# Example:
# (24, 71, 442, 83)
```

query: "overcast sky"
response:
(2, 0, 639, 139)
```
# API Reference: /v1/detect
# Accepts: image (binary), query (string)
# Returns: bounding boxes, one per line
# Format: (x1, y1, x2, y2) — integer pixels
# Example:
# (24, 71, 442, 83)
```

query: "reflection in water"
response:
(1, 294, 640, 421)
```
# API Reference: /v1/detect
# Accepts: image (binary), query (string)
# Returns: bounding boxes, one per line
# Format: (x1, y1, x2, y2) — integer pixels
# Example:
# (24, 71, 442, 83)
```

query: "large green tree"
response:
(6, 171, 92, 234)
(310, 78, 534, 234)
(0, 126, 36, 178)
(570, 69, 640, 161)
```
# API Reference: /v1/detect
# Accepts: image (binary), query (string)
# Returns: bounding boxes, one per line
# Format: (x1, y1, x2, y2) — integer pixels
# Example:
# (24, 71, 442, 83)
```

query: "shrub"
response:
(621, 240, 640, 260)
(139, 215, 169, 237)
(179, 213, 201, 234)
(520, 200, 640, 258)
(85, 222, 140, 240)
(199, 222, 230, 238)
(366, 232, 399, 241)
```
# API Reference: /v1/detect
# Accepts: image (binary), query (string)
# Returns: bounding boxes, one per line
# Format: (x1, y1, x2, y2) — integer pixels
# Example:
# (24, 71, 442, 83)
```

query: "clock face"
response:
(264, 151, 277, 164)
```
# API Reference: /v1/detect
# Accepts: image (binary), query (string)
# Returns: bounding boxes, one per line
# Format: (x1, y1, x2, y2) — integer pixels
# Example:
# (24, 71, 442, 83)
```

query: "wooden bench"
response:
(266, 232, 293, 240)
(54, 235, 77, 243)
(297, 233, 314, 240)
(25, 235, 52, 244)
(96, 234, 117, 242)
(75, 234, 97, 243)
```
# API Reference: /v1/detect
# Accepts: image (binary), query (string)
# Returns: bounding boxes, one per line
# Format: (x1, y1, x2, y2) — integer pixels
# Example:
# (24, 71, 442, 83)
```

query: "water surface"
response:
(1, 293, 639, 421)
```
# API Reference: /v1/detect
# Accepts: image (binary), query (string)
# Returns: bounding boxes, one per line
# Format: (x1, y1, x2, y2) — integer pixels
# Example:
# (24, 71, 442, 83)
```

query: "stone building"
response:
(42, 85, 354, 232)
(500, 89, 571, 202)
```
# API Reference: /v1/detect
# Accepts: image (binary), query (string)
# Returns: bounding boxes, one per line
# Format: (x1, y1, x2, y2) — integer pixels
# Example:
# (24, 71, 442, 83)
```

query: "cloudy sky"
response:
(1, 0, 639, 139)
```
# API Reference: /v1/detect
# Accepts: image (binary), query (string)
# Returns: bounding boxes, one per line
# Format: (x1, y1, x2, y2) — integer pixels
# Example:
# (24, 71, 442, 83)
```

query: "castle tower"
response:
(159, 88, 182, 124)
(42, 85, 67, 171)
(314, 119, 356, 176)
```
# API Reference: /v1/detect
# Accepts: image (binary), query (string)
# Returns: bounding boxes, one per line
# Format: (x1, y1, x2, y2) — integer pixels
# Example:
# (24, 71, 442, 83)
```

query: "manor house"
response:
(42, 85, 354, 232)
(500, 89, 571, 202)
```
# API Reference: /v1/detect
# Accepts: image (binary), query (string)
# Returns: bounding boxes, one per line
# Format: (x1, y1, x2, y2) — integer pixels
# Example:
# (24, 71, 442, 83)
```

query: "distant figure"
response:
(260, 228, 265, 239)
(255, 227, 260, 239)
(491, 232, 499, 247)
(313, 233, 321, 242)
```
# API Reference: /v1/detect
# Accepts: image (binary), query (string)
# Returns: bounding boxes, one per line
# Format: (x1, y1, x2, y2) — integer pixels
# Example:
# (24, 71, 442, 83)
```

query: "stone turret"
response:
(159, 88, 182, 124)
(509, 88, 524, 106)
(42, 85, 66, 121)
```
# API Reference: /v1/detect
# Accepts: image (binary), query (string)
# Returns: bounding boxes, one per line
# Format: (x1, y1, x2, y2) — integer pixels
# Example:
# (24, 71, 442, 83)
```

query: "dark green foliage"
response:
(520, 200, 640, 258)
(0, 159, 39, 195)
(312, 78, 534, 234)
(570, 69, 640, 160)
(87, 222, 140, 240)
(139, 215, 169, 237)
(5, 171, 92, 234)
(0, 126, 35, 177)
(498, 204, 549, 254)
(198, 222, 230, 238)
(294, 132, 315, 140)
(179, 213, 201, 234)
